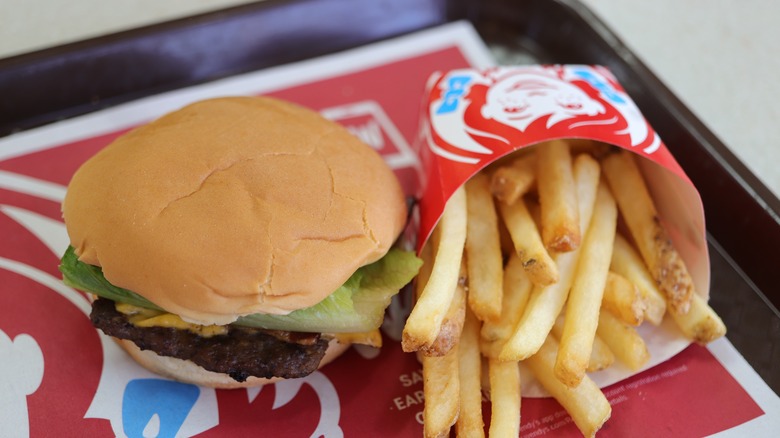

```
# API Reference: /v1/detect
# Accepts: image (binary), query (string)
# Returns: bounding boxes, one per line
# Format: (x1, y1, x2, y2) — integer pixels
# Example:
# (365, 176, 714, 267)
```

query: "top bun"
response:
(63, 97, 407, 325)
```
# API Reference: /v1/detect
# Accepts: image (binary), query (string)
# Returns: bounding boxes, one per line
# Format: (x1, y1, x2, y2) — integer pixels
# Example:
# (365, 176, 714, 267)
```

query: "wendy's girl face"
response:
(481, 74, 605, 130)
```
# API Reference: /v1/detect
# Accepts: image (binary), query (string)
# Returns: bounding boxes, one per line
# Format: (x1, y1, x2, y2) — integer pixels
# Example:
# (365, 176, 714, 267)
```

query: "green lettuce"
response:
(60, 246, 421, 333)
(60, 246, 164, 311)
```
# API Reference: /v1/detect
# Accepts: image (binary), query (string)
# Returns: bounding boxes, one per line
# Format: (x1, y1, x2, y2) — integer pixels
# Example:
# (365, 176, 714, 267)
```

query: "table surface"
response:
(1, 0, 778, 199)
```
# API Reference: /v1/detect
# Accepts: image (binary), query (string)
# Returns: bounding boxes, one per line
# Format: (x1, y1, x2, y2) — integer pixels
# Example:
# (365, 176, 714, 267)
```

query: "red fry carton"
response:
(415, 65, 710, 394)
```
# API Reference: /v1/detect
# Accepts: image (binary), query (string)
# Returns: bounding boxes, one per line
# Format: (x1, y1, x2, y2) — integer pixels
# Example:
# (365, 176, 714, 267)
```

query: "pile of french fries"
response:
(401, 139, 726, 437)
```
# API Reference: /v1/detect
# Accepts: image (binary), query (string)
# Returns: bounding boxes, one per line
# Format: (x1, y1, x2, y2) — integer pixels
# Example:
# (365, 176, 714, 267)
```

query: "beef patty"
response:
(90, 298, 330, 382)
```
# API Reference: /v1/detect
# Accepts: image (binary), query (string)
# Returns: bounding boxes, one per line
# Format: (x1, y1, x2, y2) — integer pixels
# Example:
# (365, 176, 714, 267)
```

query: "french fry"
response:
(456, 308, 484, 437)
(490, 152, 536, 204)
(571, 153, 602, 235)
(420, 261, 467, 357)
(414, 238, 434, 301)
(497, 210, 516, 258)
(551, 315, 615, 372)
(611, 234, 666, 325)
(669, 292, 726, 344)
(480, 254, 533, 358)
(538, 139, 581, 252)
(488, 359, 521, 438)
(465, 173, 503, 322)
(498, 252, 574, 361)
(602, 150, 694, 315)
(413, 229, 466, 357)
(483, 146, 534, 174)
(566, 138, 598, 154)
(602, 271, 646, 326)
(587, 333, 616, 372)
(422, 345, 460, 438)
(556, 181, 618, 387)
(525, 336, 612, 438)
(597, 309, 650, 371)
(568, 139, 611, 157)
(498, 197, 559, 286)
(499, 152, 601, 362)
(403, 187, 467, 352)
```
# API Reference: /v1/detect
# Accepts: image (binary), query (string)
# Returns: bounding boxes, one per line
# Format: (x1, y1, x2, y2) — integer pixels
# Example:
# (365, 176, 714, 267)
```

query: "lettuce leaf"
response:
(60, 246, 164, 311)
(59, 246, 421, 333)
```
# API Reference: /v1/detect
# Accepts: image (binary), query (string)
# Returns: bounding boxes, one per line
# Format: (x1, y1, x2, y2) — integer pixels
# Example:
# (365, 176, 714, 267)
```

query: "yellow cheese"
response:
(115, 302, 227, 337)
(333, 330, 383, 348)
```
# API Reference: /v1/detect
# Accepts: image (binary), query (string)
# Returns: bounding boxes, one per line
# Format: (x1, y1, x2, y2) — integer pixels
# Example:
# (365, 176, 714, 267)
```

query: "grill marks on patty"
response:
(90, 298, 330, 382)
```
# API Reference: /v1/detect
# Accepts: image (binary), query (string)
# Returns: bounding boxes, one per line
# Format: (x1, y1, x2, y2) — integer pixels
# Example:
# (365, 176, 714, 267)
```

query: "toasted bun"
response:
(63, 97, 407, 325)
(117, 337, 351, 388)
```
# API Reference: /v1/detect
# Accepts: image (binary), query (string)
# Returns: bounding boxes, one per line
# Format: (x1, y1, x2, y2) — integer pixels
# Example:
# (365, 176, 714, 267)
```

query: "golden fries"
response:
(525, 336, 611, 438)
(610, 234, 666, 325)
(420, 264, 466, 357)
(551, 315, 615, 372)
(456, 309, 484, 437)
(602, 271, 646, 326)
(571, 154, 602, 230)
(480, 254, 533, 358)
(465, 173, 503, 322)
(403, 187, 467, 352)
(402, 139, 725, 438)
(669, 292, 726, 344)
(499, 149, 603, 362)
(555, 182, 618, 387)
(538, 140, 581, 252)
(568, 138, 611, 157)
(603, 151, 694, 315)
(490, 152, 536, 204)
(587, 333, 616, 372)
(498, 197, 558, 286)
(414, 235, 435, 299)
(412, 232, 467, 357)
(498, 250, 575, 361)
(597, 309, 650, 371)
(488, 359, 521, 437)
(422, 346, 460, 438)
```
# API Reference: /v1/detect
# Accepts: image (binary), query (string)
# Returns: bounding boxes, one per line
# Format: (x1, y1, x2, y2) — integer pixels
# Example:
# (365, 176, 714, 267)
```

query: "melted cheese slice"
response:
(332, 330, 383, 348)
(115, 302, 227, 337)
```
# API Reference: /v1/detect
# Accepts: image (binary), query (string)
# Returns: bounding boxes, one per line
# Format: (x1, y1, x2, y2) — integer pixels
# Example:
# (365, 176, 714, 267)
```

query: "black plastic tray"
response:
(2, 0, 778, 393)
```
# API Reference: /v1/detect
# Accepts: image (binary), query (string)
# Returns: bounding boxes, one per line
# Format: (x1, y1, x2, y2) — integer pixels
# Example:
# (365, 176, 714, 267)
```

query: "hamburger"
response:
(59, 96, 421, 388)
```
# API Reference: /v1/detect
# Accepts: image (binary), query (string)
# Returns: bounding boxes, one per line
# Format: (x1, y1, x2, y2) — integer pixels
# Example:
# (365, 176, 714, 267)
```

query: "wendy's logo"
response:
(479, 70, 605, 131)
(425, 66, 661, 166)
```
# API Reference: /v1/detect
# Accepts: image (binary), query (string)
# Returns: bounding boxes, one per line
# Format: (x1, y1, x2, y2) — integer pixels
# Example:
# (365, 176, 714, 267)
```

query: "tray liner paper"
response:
(0, 23, 767, 438)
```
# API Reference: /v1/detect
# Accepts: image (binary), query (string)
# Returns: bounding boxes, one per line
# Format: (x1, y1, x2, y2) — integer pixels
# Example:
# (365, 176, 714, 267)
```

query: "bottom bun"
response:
(116, 337, 351, 389)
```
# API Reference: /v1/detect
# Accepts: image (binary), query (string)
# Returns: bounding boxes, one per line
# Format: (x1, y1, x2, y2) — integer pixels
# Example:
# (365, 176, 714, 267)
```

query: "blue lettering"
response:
(435, 75, 472, 115)
(572, 68, 626, 104)
(122, 378, 200, 438)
